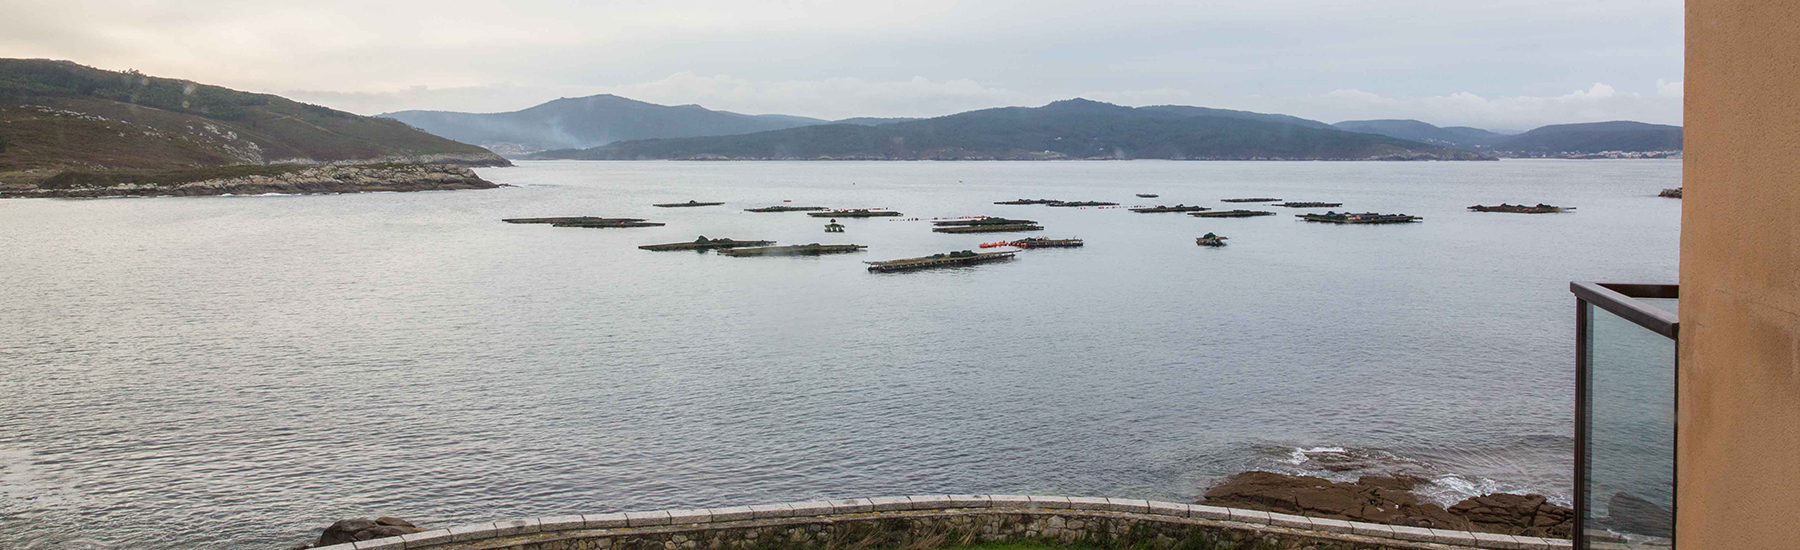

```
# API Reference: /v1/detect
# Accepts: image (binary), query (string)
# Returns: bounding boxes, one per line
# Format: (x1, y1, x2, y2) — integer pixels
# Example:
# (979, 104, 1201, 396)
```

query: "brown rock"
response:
(1202, 471, 1572, 539)
(317, 517, 425, 546)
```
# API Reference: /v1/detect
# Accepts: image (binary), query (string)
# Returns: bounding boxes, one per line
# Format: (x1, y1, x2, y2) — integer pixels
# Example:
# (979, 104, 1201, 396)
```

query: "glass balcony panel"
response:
(1582, 300, 1676, 548)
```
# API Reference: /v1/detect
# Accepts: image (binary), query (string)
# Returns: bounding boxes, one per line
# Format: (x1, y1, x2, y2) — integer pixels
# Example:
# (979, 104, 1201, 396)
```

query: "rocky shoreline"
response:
(1201, 471, 1572, 539)
(0, 163, 499, 199)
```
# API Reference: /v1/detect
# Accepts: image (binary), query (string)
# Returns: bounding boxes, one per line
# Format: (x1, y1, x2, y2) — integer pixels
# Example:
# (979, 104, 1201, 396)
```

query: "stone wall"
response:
(314, 496, 1571, 550)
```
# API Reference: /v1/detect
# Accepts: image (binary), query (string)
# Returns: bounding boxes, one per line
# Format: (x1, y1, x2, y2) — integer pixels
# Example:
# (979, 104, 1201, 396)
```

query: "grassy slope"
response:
(0, 59, 506, 181)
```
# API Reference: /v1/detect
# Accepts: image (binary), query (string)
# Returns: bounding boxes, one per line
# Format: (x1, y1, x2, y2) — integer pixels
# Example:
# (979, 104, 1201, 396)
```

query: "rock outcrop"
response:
(1, 164, 499, 199)
(316, 517, 425, 547)
(1201, 471, 1573, 539)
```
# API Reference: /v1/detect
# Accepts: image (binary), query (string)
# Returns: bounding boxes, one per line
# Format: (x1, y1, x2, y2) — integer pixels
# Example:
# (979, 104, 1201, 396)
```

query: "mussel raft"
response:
(744, 205, 829, 212)
(1221, 197, 1281, 203)
(502, 217, 665, 228)
(1274, 201, 1344, 208)
(1467, 203, 1571, 213)
(638, 237, 775, 251)
(1129, 204, 1209, 213)
(1010, 237, 1084, 248)
(1190, 210, 1275, 218)
(1298, 211, 1423, 224)
(653, 200, 725, 207)
(808, 209, 902, 217)
(722, 244, 867, 256)
(865, 250, 1016, 272)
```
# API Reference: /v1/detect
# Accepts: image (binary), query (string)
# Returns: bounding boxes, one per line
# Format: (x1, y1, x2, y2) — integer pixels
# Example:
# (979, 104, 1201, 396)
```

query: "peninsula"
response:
(0, 59, 508, 198)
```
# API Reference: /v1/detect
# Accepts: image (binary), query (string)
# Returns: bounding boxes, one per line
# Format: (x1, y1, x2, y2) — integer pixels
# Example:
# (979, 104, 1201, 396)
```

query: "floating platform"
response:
(1467, 203, 1572, 214)
(1221, 197, 1282, 203)
(654, 200, 724, 207)
(1010, 237, 1084, 249)
(865, 250, 1016, 272)
(808, 209, 902, 217)
(1298, 212, 1423, 224)
(932, 217, 1038, 227)
(1275, 202, 1344, 208)
(994, 198, 1062, 205)
(638, 237, 776, 251)
(1129, 204, 1210, 213)
(932, 223, 1045, 234)
(1136, 193, 1160, 198)
(502, 217, 664, 228)
(1190, 210, 1275, 218)
(1196, 234, 1229, 247)
(1046, 200, 1119, 207)
(745, 205, 828, 212)
(722, 244, 867, 257)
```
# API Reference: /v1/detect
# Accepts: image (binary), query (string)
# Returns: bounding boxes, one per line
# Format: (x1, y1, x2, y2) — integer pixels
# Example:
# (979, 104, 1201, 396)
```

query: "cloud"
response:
(1657, 79, 1683, 98)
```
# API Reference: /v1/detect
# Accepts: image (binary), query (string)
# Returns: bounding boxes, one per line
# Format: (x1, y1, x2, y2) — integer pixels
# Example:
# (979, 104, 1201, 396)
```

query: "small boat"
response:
(1136, 193, 1160, 198)
(1660, 188, 1682, 198)
(824, 220, 845, 232)
(1196, 233, 1229, 247)
(653, 200, 724, 207)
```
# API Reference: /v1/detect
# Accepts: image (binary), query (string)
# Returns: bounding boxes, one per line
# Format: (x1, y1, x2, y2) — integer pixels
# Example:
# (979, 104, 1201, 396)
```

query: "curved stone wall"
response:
(315, 496, 1570, 550)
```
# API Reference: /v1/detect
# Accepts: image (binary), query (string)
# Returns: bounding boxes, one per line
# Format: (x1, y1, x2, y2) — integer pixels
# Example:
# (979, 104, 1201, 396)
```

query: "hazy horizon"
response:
(3, 0, 1683, 129)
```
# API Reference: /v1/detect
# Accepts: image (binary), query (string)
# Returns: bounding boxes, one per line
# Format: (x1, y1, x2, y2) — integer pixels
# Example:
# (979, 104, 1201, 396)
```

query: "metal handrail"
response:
(1570, 282, 1679, 338)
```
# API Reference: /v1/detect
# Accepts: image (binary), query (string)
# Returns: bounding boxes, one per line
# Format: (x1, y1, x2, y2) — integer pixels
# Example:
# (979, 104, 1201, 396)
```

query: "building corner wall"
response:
(1679, 1, 1800, 548)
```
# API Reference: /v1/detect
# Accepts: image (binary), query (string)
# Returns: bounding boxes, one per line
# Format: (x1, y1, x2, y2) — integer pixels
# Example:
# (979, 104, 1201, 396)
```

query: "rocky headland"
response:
(1201, 471, 1573, 539)
(0, 163, 498, 199)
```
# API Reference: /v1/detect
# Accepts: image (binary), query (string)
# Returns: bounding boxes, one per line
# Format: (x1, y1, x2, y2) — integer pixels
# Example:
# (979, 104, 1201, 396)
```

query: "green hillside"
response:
(532, 99, 1488, 161)
(0, 59, 507, 178)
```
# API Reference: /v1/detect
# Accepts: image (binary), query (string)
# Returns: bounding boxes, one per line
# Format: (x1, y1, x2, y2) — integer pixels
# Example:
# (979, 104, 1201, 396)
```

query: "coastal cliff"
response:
(0, 163, 498, 198)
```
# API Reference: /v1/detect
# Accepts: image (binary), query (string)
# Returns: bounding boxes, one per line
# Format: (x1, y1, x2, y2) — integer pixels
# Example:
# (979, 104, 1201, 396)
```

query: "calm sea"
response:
(0, 159, 1680, 549)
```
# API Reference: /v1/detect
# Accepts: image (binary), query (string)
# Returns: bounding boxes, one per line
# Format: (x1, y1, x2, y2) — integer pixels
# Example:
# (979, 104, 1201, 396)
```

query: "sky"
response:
(1, 0, 1684, 129)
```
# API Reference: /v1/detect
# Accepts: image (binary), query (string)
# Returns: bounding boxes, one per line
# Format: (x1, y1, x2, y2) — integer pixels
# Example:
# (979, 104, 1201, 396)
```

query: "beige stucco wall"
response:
(1679, 1, 1800, 548)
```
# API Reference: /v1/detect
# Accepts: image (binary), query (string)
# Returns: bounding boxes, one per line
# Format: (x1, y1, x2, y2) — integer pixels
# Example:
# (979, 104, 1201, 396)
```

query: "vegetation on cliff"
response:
(0, 59, 508, 191)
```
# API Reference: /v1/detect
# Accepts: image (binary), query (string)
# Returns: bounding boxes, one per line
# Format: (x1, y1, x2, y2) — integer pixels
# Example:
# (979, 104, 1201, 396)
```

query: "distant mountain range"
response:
(1332, 119, 1509, 149)
(1333, 118, 1681, 153)
(387, 92, 1680, 160)
(380, 94, 835, 155)
(527, 98, 1488, 161)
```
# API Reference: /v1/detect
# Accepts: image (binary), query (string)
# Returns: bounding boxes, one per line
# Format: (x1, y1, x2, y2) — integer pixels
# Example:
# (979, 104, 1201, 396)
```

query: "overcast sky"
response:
(3, 0, 1682, 129)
